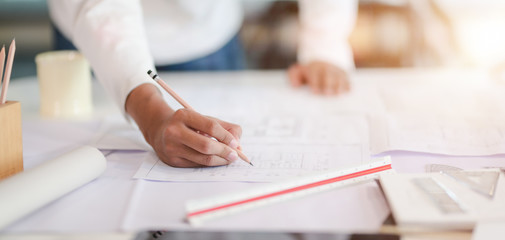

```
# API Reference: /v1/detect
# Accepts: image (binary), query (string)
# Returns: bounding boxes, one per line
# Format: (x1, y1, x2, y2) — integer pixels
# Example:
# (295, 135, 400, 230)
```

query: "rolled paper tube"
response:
(0, 146, 106, 229)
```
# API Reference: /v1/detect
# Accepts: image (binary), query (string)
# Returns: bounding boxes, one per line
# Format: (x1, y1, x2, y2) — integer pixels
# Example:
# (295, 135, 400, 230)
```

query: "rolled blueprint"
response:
(0, 146, 106, 229)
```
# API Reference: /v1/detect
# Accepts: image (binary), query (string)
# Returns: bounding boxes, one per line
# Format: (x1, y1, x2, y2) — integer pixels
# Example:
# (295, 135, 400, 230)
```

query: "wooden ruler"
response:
(186, 157, 393, 225)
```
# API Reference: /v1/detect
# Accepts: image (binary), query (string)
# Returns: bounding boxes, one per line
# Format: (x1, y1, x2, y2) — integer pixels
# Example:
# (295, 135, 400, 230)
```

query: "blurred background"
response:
(1, 0, 505, 79)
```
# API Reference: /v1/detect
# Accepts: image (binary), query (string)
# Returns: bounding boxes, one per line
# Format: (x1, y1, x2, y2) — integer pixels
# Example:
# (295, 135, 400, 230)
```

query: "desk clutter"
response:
(2, 70, 505, 237)
(90, 70, 505, 233)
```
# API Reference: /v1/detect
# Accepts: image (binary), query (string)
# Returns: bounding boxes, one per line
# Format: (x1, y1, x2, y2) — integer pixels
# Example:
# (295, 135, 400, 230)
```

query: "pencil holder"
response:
(0, 101, 23, 180)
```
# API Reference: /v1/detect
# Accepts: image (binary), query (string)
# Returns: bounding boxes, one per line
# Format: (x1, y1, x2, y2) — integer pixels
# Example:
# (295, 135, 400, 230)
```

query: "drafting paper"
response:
(370, 71, 505, 155)
(134, 114, 370, 182)
(371, 113, 505, 156)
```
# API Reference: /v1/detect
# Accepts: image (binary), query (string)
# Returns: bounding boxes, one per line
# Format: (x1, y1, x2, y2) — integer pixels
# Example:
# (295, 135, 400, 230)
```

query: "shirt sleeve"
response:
(298, 0, 358, 72)
(47, 0, 157, 117)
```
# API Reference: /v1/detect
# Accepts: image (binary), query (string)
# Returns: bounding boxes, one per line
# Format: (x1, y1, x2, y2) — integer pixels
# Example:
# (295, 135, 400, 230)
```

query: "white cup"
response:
(35, 51, 93, 118)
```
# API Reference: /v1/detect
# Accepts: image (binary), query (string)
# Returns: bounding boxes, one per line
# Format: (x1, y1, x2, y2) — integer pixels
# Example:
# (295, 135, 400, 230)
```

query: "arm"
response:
(48, 0, 242, 167)
(289, 0, 358, 95)
(48, 0, 155, 111)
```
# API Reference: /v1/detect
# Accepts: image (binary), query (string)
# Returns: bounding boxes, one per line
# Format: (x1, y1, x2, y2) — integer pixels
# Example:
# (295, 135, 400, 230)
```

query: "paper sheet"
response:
(91, 116, 150, 151)
(134, 114, 370, 182)
(135, 143, 365, 182)
(370, 70, 505, 156)
(371, 113, 505, 155)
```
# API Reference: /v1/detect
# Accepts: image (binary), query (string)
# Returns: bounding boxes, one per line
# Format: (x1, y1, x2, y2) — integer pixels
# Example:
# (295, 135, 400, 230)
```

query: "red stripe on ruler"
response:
(188, 164, 392, 218)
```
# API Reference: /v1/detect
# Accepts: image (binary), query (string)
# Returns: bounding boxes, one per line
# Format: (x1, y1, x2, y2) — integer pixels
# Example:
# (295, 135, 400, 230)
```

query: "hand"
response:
(126, 84, 242, 168)
(150, 109, 242, 167)
(288, 61, 350, 95)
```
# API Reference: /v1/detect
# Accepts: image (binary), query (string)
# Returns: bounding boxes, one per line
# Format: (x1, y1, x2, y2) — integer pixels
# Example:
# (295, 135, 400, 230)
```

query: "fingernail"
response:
(229, 139, 239, 149)
(227, 151, 239, 162)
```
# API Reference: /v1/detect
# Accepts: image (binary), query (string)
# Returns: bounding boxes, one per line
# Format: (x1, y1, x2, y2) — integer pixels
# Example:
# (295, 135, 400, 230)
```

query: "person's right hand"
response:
(126, 83, 243, 168)
(149, 109, 243, 167)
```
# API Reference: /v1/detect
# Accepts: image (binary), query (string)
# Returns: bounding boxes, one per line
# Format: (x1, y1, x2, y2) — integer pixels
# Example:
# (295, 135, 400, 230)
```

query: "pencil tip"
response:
(249, 162, 254, 166)
(147, 70, 152, 74)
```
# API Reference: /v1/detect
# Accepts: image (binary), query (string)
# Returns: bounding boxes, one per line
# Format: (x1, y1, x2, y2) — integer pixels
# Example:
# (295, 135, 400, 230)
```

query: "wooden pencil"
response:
(147, 70, 253, 166)
(0, 45, 5, 95)
(0, 39, 16, 104)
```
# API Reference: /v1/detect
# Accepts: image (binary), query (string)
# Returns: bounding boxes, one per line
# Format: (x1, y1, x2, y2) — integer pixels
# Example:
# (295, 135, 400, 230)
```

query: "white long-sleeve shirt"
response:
(48, 0, 356, 116)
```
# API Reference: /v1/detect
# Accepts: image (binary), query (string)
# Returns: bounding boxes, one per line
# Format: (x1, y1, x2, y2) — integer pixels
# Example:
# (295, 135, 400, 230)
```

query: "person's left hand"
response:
(288, 61, 350, 95)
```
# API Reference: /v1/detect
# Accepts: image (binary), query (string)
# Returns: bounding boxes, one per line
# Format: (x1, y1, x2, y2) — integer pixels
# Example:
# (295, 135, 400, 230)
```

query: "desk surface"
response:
(2, 69, 505, 239)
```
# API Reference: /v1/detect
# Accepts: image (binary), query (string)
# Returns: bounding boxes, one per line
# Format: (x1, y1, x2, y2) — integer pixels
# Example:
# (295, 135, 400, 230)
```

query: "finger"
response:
(338, 71, 351, 93)
(177, 127, 240, 163)
(179, 110, 239, 149)
(155, 140, 206, 167)
(157, 153, 205, 168)
(323, 67, 336, 95)
(305, 64, 323, 94)
(157, 140, 229, 167)
(331, 66, 350, 93)
(178, 144, 233, 166)
(287, 64, 304, 87)
(211, 117, 242, 141)
(211, 118, 245, 151)
(336, 78, 346, 94)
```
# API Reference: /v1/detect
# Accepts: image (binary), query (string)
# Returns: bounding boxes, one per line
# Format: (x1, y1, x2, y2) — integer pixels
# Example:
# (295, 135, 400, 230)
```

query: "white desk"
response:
(2, 69, 505, 239)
